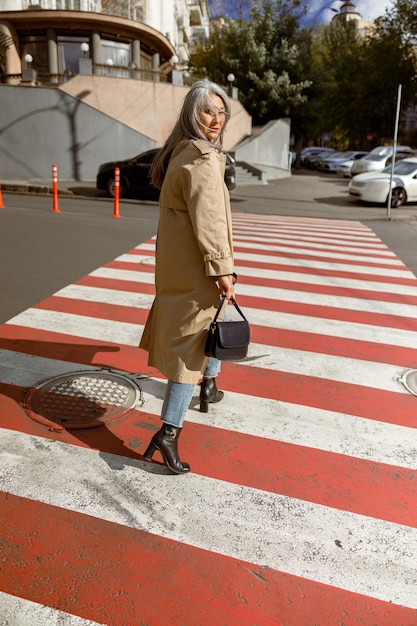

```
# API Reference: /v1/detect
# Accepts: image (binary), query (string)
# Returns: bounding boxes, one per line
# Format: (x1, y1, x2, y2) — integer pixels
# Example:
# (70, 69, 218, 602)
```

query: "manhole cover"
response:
(399, 369, 417, 397)
(24, 369, 143, 431)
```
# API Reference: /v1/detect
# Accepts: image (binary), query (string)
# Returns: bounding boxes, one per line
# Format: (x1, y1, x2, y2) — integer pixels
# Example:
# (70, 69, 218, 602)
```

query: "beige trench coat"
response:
(139, 139, 234, 384)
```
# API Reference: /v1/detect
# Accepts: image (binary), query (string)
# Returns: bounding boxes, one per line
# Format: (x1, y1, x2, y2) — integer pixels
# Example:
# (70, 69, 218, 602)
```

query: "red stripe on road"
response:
(122, 246, 155, 256)
(33, 296, 149, 325)
(104, 259, 155, 273)
(234, 239, 396, 260)
(27, 296, 417, 368)
(238, 294, 417, 331)
(240, 274, 417, 306)
(234, 258, 417, 286)
(1, 379, 415, 528)
(233, 233, 390, 250)
(224, 363, 417, 430)
(0, 325, 414, 428)
(75, 275, 156, 294)
(2, 492, 415, 626)
(252, 325, 417, 367)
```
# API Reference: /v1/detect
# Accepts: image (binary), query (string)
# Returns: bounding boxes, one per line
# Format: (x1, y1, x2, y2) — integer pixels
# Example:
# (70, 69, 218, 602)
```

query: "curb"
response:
(2, 182, 74, 197)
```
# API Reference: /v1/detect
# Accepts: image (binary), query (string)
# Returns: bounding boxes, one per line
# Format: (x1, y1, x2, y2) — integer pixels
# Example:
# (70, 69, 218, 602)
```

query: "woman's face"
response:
(198, 93, 227, 142)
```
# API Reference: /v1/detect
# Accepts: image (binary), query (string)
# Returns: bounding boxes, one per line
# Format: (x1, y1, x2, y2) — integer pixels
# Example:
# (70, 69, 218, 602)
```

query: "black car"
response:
(96, 148, 236, 199)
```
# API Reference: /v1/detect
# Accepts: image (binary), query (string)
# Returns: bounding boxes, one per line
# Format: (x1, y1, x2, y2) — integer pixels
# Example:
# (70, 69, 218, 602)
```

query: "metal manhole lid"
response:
(399, 369, 417, 397)
(24, 369, 143, 431)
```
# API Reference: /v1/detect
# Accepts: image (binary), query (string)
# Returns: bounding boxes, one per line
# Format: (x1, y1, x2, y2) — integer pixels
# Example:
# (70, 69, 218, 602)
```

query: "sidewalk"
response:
(3, 172, 417, 221)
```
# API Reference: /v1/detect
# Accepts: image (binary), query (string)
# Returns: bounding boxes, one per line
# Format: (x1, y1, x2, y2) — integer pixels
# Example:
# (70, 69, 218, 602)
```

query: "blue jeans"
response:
(161, 357, 221, 428)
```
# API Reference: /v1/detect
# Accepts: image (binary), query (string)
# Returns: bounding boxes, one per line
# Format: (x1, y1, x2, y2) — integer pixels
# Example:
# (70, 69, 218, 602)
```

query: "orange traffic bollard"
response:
(113, 167, 121, 218)
(0, 184, 4, 209)
(52, 163, 60, 213)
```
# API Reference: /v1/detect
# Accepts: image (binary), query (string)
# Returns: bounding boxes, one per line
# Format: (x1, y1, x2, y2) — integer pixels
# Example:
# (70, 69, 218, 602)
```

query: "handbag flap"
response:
(216, 320, 250, 349)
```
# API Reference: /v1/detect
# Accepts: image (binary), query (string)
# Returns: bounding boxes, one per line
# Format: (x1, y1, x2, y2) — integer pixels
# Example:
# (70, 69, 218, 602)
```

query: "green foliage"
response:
(380, 0, 417, 44)
(315, 16, 417, 147)
(191, 0, 417, 147)
(189, 0, 310, 125)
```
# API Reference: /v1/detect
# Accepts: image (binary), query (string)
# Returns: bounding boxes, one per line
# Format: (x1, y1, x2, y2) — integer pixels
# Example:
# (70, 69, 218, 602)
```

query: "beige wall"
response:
(59, 75, 252, 152)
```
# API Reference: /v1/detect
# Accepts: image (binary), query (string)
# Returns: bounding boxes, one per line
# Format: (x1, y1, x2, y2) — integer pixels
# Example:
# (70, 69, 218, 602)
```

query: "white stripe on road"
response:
(1, 429, 417, 609)
(236, 265, 417, 297)
(113, 253, 417, 295)
(232, 240, 404, 265)
(6, 309, 143, 346)
(1, 348, 415, 470)
(233, 234, 395, 256)
(232, 228, 390, 248)
(56, 284, 154, 309)
(56, 280, 417, 319)
(90, 264, 417, 317)
(4, 309, 409, 392)
(7, 296, 417, 351)
(234, 251, 414, 278)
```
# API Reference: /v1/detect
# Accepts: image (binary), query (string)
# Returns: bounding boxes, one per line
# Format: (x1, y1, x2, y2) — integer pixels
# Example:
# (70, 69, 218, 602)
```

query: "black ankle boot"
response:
(200, 377, 224, 413)
(143, 424, 190, 474)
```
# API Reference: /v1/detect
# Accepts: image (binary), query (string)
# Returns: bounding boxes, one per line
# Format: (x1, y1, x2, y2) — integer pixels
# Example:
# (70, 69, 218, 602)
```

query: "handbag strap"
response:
(212, 295, 248, 323)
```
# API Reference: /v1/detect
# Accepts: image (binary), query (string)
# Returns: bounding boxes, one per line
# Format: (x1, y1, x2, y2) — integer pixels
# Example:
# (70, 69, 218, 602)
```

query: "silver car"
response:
(350, 147, 413, 177)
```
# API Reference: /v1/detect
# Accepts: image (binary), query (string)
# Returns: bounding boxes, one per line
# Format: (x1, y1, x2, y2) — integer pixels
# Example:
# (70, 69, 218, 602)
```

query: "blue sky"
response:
(208, 1, 394, 24)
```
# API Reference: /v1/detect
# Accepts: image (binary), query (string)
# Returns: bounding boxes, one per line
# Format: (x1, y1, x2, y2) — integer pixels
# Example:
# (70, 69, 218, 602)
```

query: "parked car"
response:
(350, 149, 413, 177)
(348, 157, 417, 207)
(96, 148, 236, 199)
(301, 147, 335, 168)
(337, 152, 369, 177)
(318, 150, 369, 173)
(350, 145, 413, 177)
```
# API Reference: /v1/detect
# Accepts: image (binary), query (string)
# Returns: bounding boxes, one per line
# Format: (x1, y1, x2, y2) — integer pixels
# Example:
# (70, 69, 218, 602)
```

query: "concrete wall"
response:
(0, 84, 154, 181)
(60, 75, 251, 152)
(235, 118, 292, 179)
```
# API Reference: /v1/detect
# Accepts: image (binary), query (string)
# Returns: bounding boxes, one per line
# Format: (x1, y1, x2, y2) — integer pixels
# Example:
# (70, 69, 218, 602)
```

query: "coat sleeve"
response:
(183, 150, 234, 277)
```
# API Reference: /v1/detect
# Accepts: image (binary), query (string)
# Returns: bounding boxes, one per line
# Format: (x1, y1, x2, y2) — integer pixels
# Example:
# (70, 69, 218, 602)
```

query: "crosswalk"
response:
(1, 213, 417, 625)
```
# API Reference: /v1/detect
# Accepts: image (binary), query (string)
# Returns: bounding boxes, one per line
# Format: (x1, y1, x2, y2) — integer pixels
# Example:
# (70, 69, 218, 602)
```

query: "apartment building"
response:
(0, 0, 209, 83)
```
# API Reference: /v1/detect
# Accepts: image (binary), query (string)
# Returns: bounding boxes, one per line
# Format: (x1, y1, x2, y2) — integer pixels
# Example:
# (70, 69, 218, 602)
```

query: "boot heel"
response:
(143, 441, 156, 460)
(200, 398, 209, 413)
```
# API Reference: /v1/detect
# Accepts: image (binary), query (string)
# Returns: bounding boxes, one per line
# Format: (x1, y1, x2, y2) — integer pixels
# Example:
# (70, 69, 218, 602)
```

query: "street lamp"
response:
(22, 53, 36, 83)
(79, 42, 92, 75)
(80, 42, 89, 58)
(227, 72, 235, 98)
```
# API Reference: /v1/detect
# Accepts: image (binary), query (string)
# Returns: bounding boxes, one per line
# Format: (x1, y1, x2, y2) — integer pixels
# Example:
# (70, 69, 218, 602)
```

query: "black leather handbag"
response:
(204, 296, 250, 362)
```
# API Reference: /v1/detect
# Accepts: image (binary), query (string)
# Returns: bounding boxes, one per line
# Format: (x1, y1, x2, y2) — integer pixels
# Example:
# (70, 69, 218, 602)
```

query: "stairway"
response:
(235, 163, 268, 186)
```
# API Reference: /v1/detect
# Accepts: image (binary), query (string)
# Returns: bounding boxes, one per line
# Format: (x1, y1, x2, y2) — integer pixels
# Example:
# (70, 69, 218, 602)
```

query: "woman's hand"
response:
(217, 275, 235, 300)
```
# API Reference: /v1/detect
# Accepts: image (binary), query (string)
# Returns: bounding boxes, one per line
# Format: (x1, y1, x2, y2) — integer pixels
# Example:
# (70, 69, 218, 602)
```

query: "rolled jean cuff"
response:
(204, 356, 221, 378)
(161, 380, 196, 428)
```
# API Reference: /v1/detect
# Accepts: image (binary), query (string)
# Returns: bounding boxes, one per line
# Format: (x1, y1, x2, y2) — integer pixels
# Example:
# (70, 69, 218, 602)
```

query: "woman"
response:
(140, 79, 235, 475)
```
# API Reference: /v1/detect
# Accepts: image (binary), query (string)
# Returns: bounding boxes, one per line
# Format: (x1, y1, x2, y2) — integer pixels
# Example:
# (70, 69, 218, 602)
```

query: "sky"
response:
(305, 0, 395, 24)
(208, 1, 395, 24)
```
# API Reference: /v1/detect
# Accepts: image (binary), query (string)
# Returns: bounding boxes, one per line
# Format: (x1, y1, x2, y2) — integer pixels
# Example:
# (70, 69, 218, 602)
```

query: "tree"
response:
(189, 0, 311, 126)
(380, 0, 417, 45)
(311, 15, 417, 148)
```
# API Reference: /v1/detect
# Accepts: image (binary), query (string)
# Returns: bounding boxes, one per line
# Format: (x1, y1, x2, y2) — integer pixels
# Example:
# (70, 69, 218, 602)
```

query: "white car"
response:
(336, 152, 369, 177)
(348, 158, 417, 207)
(318, 151, 369, 173)
(350, 146, 413, 176)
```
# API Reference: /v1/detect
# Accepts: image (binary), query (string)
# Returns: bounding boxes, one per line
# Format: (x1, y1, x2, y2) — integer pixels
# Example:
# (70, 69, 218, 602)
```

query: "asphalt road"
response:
(1, 169, 416, 325)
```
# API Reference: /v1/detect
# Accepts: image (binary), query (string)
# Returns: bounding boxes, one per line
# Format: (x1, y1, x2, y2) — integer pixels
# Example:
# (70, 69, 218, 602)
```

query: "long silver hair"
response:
(150, 78, 231, 189)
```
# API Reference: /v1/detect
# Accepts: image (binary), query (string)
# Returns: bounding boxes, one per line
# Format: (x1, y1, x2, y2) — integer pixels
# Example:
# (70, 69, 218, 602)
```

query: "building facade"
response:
(0, 0, 209, 84)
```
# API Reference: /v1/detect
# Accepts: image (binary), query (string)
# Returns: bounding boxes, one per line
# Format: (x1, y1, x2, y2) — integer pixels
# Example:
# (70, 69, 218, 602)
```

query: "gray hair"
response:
(150, 79, 231, 189)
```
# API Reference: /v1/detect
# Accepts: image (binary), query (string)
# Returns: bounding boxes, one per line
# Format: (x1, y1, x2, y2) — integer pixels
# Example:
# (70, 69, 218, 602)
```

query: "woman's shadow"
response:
(0, 337, 174, 475)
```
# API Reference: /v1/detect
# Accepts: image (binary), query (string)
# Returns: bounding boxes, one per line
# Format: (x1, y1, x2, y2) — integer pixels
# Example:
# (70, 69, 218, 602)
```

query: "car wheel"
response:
(106, 177, 128, 198)
(390, 187, 407, 208)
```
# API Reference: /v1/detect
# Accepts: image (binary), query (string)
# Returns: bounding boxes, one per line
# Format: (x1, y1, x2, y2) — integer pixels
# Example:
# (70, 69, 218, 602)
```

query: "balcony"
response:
(188, 2, 204, 26)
